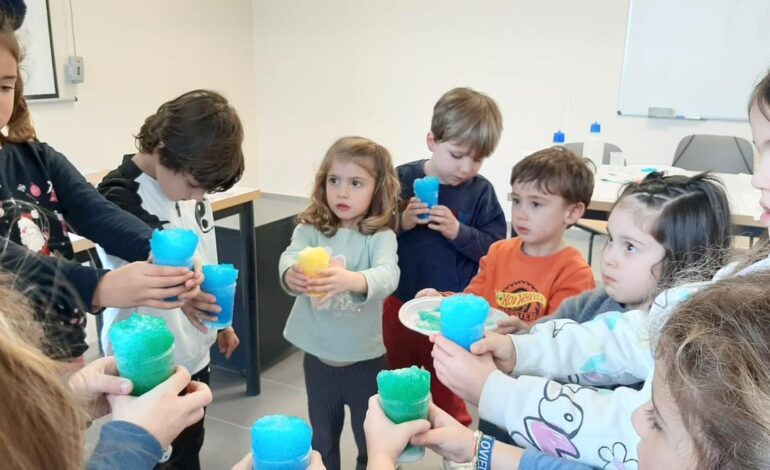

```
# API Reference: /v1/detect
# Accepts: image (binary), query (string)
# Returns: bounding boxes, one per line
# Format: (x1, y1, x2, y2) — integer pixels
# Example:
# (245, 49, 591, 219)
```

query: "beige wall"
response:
(252, 0, 753, 214)
(27, 0, 259, 186)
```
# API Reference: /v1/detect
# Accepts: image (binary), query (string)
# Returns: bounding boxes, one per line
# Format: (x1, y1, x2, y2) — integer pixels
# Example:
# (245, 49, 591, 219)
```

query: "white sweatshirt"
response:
(478, 256, 770, 469)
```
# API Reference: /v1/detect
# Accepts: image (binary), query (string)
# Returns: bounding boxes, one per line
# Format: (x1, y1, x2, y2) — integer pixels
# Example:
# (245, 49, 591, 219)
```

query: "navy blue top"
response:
(393, 160, 506, 301)
(86, 421, 163, 470)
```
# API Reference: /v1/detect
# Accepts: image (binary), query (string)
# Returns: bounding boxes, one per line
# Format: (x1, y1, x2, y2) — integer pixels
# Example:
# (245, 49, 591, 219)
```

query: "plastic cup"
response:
(150, 228, 199, 268)
(413, 176, 439, 220)
(377, 366, 431, 463)
(440, 294, 490, 351)
(109, 314, 175, 396)
(297, 247, 330, 297)
(201, 264, 239, 329)
(251, 415, 313, 470)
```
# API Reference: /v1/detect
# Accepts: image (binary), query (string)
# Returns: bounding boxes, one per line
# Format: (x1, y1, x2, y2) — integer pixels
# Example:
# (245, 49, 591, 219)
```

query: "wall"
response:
(252, 0, 754, 218)
(27, 0, 259, 186)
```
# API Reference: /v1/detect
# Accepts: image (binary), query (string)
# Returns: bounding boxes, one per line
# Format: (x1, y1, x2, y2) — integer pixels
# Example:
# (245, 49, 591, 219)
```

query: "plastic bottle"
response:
(552, 130, 565, 147)
(582, 122, 604, 167)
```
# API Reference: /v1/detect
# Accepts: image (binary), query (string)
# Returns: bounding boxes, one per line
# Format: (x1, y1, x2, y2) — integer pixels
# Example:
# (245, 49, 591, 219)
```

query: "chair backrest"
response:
(672, 134, 754, 174)
(562, 142, 622, 165)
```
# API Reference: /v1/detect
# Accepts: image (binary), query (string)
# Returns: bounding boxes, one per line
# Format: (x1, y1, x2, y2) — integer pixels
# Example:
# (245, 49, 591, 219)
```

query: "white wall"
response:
(252, 0, 754, 218)
(26, 0, 259, 186)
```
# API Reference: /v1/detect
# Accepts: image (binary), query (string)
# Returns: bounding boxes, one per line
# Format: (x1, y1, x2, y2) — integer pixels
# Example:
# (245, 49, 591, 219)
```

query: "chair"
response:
(672, 134, 754, 174)
(562, 142, 623, 265)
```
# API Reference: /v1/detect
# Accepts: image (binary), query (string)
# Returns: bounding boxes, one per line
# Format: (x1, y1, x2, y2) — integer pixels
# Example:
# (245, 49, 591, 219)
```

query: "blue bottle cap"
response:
(590, 122, 601, 133)
(552, 130, 565, 144)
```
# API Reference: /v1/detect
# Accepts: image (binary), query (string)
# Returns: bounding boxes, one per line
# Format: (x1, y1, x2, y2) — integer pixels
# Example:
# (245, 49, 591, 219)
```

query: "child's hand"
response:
(494, 316, 530, 335)
(471, 332, 518, 374)
(67, 356, 132, 420)
(107, 366, 212, 449)
(181, 290, 220, 333)
(217, 327, 240, 359)
(284, 264, 310, 294)
(364, 395, 431, 467)
(92, 262, 195, 310)
(401, 197, 430, 231)
(430, 334, 497, 406)
(178, 259, 204, 302)
(427, 205, 460, 240)
(415, 288, 442, 298)
(410, 402, 476, 464)
(307, 265, 367, 303)
(232, 451, 325, 470)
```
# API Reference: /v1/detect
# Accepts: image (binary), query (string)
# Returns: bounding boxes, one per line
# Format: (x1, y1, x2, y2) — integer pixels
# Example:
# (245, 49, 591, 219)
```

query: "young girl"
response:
(279, 136, 400, 470)
(0, 275, 212, 470)
(363, 271, 770, 470)
(431, 171, 733, 468)
(0, 7, 196, 359)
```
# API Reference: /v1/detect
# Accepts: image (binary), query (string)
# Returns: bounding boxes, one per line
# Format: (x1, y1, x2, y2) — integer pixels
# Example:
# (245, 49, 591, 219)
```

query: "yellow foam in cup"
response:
(298, 247, 330, 297)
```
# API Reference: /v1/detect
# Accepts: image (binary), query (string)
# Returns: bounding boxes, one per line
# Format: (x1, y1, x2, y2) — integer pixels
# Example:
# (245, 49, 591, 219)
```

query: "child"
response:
(365, 271, 770, 470)
(383, 87, 506, 426)
(0, 7, 197, 360)
(96, 89, 244, 469)
(279, 136, 400, 470)
(417, 146, 596, 328)
(0, 275, 213, 470)
(431, 171, 733, 468)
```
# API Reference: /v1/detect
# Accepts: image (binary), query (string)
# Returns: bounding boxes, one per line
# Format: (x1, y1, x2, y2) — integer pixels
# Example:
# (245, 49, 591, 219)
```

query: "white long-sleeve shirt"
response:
(478, 256, 770, 469)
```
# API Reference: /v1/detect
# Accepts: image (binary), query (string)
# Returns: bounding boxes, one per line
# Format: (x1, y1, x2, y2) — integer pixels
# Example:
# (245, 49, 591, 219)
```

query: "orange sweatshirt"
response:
(463, 237, 595, 323)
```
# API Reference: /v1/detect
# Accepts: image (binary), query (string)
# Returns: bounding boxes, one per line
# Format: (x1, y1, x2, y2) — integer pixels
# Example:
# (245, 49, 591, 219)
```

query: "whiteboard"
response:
(618, 0, 770, 121)
(15, 0, 58, 99)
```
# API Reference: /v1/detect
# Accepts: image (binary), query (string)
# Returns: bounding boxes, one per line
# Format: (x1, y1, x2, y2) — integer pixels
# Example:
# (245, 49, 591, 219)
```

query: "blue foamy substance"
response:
(251, 415, 312, 462)
(150, 228, 199, 267)
(202, 264, 239, 287)
(440, 294, 489, 326)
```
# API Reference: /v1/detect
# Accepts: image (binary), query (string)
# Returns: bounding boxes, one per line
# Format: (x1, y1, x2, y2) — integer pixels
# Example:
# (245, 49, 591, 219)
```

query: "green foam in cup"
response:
(377, 366, 431, 463)
(109, 313, 175, 396)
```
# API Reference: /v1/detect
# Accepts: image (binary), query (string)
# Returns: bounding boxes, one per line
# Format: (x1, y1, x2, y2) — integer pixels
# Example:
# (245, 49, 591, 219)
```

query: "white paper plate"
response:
(398, 296, 508, 336)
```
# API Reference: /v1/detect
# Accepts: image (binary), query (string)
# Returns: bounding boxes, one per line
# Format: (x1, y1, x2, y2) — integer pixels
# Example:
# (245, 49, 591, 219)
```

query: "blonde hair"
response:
(657, 271, 770, 469)
(298, 136, 400, 237)
(0, 14, 37, 144)
(0, 275, 85, 470)
(431, 87, 503, 159)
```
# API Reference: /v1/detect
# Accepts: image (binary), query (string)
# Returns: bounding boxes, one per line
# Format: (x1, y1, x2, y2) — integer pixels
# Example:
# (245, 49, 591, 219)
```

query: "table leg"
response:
(239, 201, 260, 396)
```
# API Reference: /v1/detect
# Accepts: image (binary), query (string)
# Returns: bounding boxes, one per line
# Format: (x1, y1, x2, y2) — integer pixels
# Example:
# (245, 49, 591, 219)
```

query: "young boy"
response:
(382, 87, 507, 426)
(96, 89, 244, 469)
(417, 146, 596, 329)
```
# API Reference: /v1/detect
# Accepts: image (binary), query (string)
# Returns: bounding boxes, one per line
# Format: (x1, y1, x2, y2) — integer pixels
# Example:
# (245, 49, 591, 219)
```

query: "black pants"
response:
(478, 418, 515, 445)
(155, 365, 210, 470)
(304, 353, 385, 470)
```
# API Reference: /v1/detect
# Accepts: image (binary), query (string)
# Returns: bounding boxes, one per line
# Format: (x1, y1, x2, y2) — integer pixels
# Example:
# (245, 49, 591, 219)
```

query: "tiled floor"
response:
(85, 228, 604, 469)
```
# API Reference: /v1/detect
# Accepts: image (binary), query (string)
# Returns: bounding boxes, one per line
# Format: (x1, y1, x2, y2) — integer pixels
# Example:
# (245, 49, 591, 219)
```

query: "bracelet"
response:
(466, 430, 482, 470)
(475, 433, 495, 470)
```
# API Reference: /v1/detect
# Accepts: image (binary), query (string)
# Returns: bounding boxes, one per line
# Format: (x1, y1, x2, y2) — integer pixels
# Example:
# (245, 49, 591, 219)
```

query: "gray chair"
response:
(562, 142, 623, 265)
(672, 134, 754, 174)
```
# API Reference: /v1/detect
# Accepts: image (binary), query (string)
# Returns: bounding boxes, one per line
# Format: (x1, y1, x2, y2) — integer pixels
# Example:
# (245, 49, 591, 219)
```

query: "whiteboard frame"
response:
(20, 0, 59, 100)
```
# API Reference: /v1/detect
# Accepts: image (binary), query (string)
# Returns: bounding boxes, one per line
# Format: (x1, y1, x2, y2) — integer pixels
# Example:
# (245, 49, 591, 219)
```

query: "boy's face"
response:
(156, 164, 206, 202)
(426, 132, 483, 186)
(749, 103, 770, 225)
(510, 180, 583, 252)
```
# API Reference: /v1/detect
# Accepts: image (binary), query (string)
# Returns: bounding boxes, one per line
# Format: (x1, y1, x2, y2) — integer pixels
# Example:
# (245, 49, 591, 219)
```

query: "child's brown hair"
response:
(657, 271, 770, 469)
(509, 146, 594, 207)
(749, 69, 770, 120)
(135, 89, 245, 193)
(431, 87, 503, 160)
(0, 11, 37, 144)
(298, 136, 400, 237)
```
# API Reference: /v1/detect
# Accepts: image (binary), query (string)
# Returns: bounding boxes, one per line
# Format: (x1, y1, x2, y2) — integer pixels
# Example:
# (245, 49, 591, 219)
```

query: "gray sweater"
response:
(553, 287, 624, 323)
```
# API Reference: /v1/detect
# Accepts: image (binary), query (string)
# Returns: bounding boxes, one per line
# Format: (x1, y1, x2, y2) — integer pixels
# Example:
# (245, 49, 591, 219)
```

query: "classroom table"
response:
(585, 164, 765, 238)
(71, 183, 263, 396)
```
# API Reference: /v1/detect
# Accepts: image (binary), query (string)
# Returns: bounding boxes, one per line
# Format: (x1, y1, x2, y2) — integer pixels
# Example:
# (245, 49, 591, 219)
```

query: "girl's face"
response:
(325, 157, 375, 229)
(601, 203, 666, 310)
(0, 46, 17, 132)
(750, 103, 770, 225)
(632, 364, 696, 470)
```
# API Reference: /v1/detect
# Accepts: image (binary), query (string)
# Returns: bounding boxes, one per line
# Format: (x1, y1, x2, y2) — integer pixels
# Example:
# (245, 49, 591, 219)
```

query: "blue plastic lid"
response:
(552, 130, 565, 144)
(590, 122, 601, 133)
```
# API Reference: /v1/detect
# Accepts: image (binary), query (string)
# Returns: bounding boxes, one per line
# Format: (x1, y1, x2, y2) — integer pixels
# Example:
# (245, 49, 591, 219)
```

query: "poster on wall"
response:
(15, 0, 58, 99)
